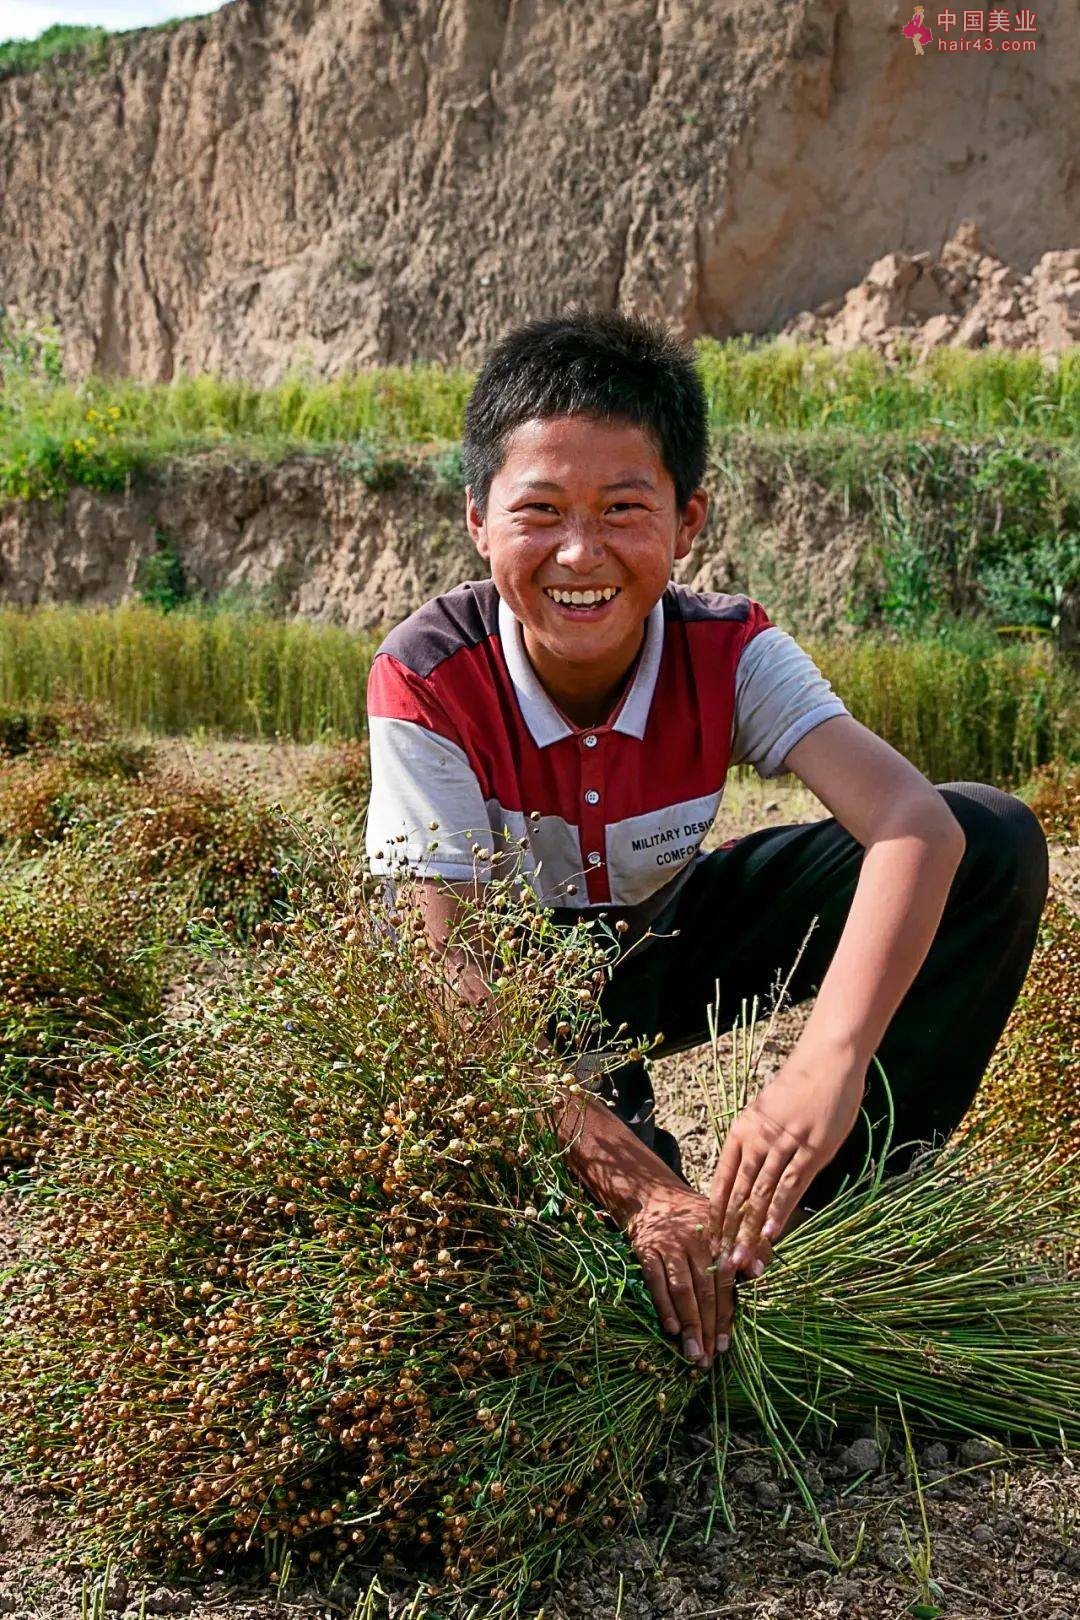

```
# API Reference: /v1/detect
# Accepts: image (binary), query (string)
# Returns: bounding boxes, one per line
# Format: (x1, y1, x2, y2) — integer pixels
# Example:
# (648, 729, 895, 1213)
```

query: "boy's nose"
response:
(555, 522, 609, 564)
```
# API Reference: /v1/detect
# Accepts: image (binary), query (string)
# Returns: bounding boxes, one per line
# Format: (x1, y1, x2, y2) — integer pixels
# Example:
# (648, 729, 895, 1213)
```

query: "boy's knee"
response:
(937, 781, 1049, 917)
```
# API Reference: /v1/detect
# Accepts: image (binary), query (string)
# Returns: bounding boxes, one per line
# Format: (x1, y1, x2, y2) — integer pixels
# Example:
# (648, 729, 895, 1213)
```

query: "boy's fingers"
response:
(689, 1253, 717, 1361)
(664, 1259, 705, 1365)
(759, 1154, 815, 1246)
(709, 1140, 741, 1226)
(710, 1265, 734, 1348)
(730, 1148, 793, 1271)
(720, 1152, 766, 1254)
(639, 1252, 680, 1338)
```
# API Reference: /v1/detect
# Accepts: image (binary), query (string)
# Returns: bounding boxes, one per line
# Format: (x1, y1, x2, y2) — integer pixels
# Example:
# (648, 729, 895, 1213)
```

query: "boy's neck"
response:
(522, 623, 646, 731)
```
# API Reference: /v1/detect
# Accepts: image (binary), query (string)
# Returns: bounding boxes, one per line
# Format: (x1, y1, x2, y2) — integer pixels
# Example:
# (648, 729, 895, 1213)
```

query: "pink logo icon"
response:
(903, 4, 933, 53)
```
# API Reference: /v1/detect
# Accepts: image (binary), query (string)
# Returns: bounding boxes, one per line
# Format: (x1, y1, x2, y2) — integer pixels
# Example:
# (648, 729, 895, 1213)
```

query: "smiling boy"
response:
(364, 311, 1049, 1370)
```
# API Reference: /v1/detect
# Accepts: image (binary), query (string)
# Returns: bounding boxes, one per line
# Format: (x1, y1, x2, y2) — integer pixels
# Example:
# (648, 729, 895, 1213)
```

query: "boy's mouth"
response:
(541, 586, 621, 620)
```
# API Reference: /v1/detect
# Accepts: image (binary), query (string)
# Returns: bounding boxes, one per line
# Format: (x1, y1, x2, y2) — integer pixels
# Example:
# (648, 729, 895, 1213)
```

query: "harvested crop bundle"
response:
(0, 737, 153, 846)
(0, 866, 689, 1607)
(0, 861, 1076, 1613)
(0, 734, 294, 934)
(0, 698, 115, 760)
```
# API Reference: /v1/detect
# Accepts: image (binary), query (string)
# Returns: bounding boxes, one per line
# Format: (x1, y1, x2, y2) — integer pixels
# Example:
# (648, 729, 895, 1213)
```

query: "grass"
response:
(0, 603, 1075, 784)
(1, 341, 1078, 503)
(3, 343, 1076, 459)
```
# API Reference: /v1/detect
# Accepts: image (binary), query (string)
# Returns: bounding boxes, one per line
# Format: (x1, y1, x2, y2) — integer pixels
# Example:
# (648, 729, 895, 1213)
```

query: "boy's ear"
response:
(675, 487, 709, 561)
(465, 487, 489, 559)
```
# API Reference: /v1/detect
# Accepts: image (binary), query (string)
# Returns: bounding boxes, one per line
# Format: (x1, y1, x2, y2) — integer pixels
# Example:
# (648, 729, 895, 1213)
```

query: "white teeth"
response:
(544, 587, 620, 606)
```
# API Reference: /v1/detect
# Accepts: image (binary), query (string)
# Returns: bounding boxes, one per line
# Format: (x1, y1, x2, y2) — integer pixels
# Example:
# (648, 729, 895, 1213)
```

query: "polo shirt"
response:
(364, 578, 849, 947)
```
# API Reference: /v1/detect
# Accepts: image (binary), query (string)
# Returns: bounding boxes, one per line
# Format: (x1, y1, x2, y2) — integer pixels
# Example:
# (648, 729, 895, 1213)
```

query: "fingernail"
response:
(750, 1257, 766, 1278)
(716, 1333, 730, 1354)
(684, 1337, 701, 1360)
(730, 1246, 747, 1270)
(664, 1317, 680, 1335)
(762, 1220, 778, 1240)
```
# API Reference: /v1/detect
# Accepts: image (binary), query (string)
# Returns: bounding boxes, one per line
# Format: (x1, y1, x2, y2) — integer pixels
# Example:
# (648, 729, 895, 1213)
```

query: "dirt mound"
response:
(780, 221, 1080, 358)
(0, 0, 1077, 380)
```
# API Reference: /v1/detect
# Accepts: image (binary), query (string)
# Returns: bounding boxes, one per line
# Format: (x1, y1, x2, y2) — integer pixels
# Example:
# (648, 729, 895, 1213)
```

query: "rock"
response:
(142, 1593, 194, 1616)
(951, 307, 989, 348)
(866, 252, 919, 294)
(839, 1436, 880, 1476)
(958, 1437, 998, 1467)
(753, 1479, 782, 1509)
(104, 1576, 129, 1613)
(971, 1524, 996, 1545)
(921, 1441, 949, 1470)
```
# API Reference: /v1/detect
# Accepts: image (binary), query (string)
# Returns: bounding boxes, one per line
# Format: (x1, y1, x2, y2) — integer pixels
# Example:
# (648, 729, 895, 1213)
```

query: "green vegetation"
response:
(2, 322, 1077, 504)
(0, 24, 108, 80)
(708, 433, 1080, 643)
(0, 604, 1074, 783)
(0, 15, 212, 81)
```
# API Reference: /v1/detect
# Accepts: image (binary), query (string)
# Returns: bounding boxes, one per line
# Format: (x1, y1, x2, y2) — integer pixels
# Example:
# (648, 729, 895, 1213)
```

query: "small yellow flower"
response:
(108, 406, 120, 419)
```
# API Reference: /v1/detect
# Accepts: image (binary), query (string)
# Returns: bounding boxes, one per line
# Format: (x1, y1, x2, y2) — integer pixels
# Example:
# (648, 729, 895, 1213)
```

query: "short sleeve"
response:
(364, 654, 494, 882)
(730, 627, 850, 779)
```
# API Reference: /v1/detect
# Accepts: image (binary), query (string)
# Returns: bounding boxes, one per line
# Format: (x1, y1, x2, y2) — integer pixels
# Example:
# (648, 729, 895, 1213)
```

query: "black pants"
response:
(546, 783, 1049, 1205)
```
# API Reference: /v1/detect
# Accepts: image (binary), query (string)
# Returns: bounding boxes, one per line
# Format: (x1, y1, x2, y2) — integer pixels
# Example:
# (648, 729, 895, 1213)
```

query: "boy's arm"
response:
(412, 877, 731, 1367)
(710, 714, 966, 1270)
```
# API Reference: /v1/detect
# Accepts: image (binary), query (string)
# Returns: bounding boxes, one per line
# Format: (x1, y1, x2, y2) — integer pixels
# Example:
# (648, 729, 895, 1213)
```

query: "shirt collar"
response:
(497, 590, 666, 748)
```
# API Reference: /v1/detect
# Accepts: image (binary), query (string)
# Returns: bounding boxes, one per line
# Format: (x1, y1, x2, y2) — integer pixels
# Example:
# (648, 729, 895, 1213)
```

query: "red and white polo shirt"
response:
(364, 579, 848, 942)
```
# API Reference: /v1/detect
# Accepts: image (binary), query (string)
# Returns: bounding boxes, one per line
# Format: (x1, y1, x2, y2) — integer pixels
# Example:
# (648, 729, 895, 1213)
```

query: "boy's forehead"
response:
(497, 415, 668, 490)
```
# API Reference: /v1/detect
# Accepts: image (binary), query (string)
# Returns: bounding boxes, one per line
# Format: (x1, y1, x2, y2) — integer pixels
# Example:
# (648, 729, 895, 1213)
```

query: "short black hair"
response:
(462, 308, 708, 521)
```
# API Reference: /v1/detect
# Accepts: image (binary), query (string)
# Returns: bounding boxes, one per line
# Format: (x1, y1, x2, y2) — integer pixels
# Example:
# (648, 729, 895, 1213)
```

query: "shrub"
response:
(340, 432, 411, 492)
(135, 533, 189, 613)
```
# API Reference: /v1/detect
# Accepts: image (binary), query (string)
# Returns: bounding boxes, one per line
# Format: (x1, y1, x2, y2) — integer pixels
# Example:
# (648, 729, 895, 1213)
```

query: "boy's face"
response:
(466, 415, 708, 722)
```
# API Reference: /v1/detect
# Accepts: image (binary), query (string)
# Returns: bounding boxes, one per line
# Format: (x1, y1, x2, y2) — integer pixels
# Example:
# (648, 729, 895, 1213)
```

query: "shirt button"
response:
(585, 789, 600, 805)
(587, 851, 602, 866)
(583, 734, 598, 748)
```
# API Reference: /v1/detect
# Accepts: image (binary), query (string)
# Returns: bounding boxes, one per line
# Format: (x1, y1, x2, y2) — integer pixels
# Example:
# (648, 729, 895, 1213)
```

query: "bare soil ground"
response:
(2, 746, 1076, 1620)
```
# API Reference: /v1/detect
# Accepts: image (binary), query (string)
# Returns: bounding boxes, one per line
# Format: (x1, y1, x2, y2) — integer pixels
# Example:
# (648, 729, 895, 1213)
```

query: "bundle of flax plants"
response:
(1, 849, 1077, 1613)
(0, 853, 695, 1609)
(697, 993, 1080, 1522)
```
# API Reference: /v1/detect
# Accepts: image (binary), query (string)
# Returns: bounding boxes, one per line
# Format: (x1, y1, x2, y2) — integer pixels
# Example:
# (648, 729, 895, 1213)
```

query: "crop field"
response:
(0, 341, 1078, 1618)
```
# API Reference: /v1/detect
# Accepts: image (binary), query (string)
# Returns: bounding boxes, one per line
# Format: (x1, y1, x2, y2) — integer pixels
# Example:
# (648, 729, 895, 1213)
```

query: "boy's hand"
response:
(625, 1184, 732, 1368)
(709, 1053, 867, 1275)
